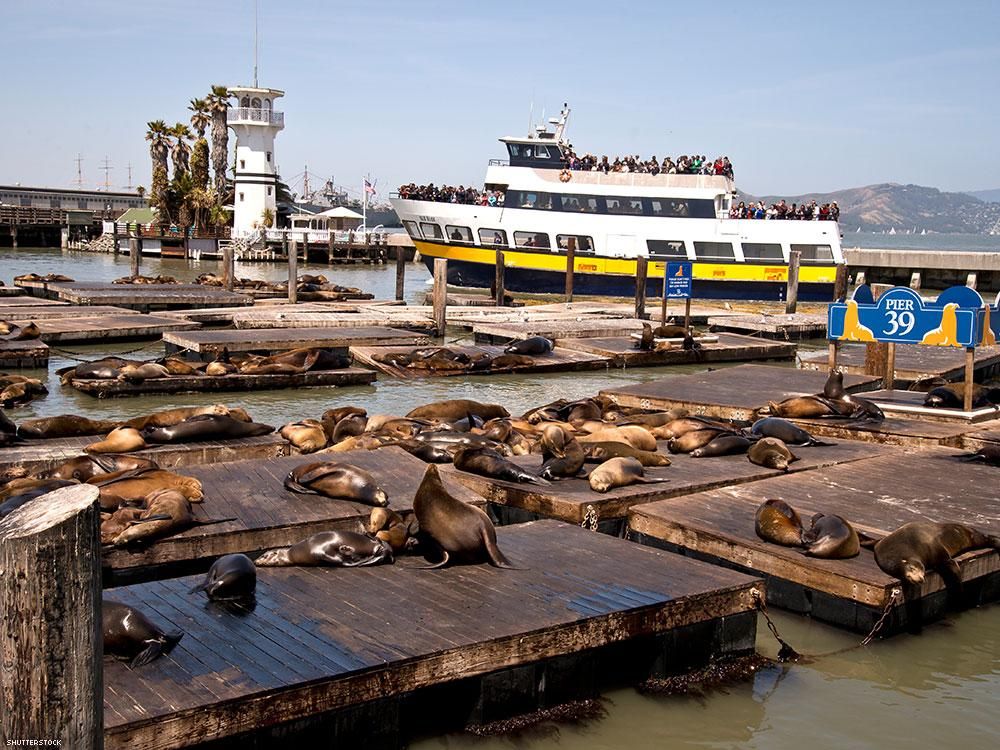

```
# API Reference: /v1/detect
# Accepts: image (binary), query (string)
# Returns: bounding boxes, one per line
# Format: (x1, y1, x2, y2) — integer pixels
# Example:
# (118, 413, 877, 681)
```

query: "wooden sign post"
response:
(634, 257, 648, 319)
(565, 240, 575, 303)
(432, 258, 448, 335)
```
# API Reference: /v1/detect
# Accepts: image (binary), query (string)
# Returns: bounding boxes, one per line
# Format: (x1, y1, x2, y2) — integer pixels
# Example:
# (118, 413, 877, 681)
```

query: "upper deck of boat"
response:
(484, 163, 734, 196)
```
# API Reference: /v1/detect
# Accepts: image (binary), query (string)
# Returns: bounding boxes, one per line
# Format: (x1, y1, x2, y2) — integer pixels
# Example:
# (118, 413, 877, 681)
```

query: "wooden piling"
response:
(327, 229, 334, 265)
(494, 248, 506, 307)
(684, 298, 692, 331)
(784, 249, 801, 314)
(288, 239, 298, 304)
(222, 240, 234, 291)
(565, 240, 575, 302)
(432, 258, 448, 335)
(660, 270, 669, 325)
(634, 256, 648, 319)
(884, 342, 896, 389)
(395, 249, 406, 301)
(0, 485, 102, 749)
(833, 264, 849, 300)
(964, 348, 975, 411)
(129, 235, 140, 278)
(865, 283, 890, 377)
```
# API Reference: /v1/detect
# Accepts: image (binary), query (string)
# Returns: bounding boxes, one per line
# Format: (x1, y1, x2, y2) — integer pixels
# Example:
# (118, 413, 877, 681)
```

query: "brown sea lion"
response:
(667, 428, 734, 454)
(583, 442, 671, 467)
(123, 404, 234, 431)
(407, 399, 510, 422)
(317, 434, 392, 453)
(42, 454, 159, 482)
(367, 507, 415, 552)
(280, 419, 328, 453)
(160, 358, 204, 376)
(102, 599, 183, 669)
(284, 462, 388, 506)
(652, 416, 734, 440)
(118, 363, 171, 382)
(205, 361, 237, 376)
(924, 383, 1000, 409)
(653, 324, 688, 338)
(453, 447, 549, 486)
(413, 464, 511, 568)
(873, 521, 1000, 584)
(331, 413, 368, 442)
(489, 353, 536, 370)
(588, 456, 669, 493)
(538, 424, 586, 480)
(748, 437, 799, 471)
(607, 408, 689, 428)
(8, 321, 41, 340)
(322, 406, 367, 425)
(17, 414, 121, 439)
(100, 507, 148, 544)
(108, 488, 228, 545)
(636, 322, 654, 351)
(754, 499, 804, 547)
(691, 434, 753, 458)
(189, 554, 257, 601)
(767, 396, 849, 419)
(953, 445, 1000, 466)
(141, 414, 274, 443)
(255, 530, 393, 567)
(90, 469, 203, 509)
(580, 426, 657, 452)
(0, 479, 78, 517)
(801, 513, 860, 558)
(382, 438, 454, 463)
(823, 369, 846, 400)
(86, 426, 148, 454)
(749, 417, 834, 447)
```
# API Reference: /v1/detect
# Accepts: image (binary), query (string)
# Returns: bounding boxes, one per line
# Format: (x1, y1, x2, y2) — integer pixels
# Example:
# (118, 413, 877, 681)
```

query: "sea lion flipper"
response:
(292, 464, 347, 485)
(857, 531, 882, 549)
(483, 527, 514, 569)
(129, 631, 183, 669)
(283, 476, 319, 494)
(634, 477, 670, 484)
(88, 466, 156, 487)
(126, 514, 174, 525)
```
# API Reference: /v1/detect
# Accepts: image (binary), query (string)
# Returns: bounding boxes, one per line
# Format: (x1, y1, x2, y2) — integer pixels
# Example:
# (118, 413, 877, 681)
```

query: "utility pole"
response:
(302, 164, 310, 201)
(124, 162, 133, 191)
(100, 157, 113, 191)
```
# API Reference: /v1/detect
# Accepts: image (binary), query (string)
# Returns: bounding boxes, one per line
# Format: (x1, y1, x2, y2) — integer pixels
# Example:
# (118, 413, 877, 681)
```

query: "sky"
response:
(2, 0, 999, 201)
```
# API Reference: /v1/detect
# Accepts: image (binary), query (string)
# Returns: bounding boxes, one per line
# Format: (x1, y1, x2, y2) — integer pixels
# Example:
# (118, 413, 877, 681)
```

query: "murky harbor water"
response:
(2, 247, 998, 749)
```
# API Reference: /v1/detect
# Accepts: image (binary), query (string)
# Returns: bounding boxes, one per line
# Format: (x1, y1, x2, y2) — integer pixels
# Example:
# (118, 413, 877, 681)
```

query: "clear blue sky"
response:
(2, 0, 998, 200)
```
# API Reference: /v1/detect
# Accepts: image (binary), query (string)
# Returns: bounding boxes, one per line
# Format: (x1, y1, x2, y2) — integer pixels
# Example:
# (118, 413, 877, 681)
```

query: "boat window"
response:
(646, 240, 687, 259)
(507, 190, 554, 210)
(479, 228, 508, 246)
(557, 235, 595, 253)
(420, 222, 444, 240)
(693, 241, 735, 261)
(514, 231, 551, 249)
(741, 242, 784, 261)
(403, 220, 422, 239)
(534, 145, 553, 160)
(791, 244, 835, 263)
(558, 194, 599, 213)
(604, 197, 629, 215)
(446, 225, 474, 244)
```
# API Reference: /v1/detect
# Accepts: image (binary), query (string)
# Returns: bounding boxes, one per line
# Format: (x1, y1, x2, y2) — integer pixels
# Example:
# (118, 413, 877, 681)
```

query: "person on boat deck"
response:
(450, 228, 464, 241)
(493, 232, 504, 245)
(830, 202, 840, 221)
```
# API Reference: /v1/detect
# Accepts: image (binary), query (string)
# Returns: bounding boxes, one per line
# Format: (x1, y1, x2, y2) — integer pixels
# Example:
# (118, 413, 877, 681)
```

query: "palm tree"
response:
(145, 119, 171, 222)
(206, 85, 232, 202)
(170, 123, 192, 179)
(188, 98, 212, 192)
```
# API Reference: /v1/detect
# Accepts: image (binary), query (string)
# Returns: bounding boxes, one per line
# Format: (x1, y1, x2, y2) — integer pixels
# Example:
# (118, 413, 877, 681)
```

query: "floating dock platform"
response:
(961, 426, 1000, 451)
(843, 389, 1000, 424)
(15, 281, 253, 312)
(473, 318, 646, 344)
(707, 312, 828, 340)
(559, 332, 796, 367)
(231, 308, 437, 334)
(628, 448, 1000, 635)
(103, 520, 760, 749)
(26, 313, 199, 343)
(163, 326, 429, 357)
(0, 338, 49, 368)
(800, 342, 1000, 383)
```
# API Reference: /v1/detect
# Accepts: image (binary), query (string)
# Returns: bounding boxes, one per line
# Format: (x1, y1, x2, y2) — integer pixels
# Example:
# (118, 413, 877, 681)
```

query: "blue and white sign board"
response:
(828, 284, 981, 348)
(981, 291, 1000, 346)
(665, 261, 693, 299)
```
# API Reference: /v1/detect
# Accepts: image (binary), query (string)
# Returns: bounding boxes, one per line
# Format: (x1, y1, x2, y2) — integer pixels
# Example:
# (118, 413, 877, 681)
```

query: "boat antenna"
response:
(253, 0, 259, 87)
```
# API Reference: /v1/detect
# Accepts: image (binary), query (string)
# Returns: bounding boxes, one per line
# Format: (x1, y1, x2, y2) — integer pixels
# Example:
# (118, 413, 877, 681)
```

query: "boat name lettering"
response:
(578, 263, 598, 272)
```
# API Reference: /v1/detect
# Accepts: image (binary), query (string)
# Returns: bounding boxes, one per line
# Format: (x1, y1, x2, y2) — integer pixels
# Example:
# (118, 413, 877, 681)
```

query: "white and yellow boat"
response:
(390, 106, 844, 301)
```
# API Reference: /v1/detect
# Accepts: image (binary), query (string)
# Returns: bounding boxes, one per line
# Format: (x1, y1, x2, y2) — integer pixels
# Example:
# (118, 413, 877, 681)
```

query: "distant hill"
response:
(739, 183, 1000, 234)
(965, 188, 1000, 203)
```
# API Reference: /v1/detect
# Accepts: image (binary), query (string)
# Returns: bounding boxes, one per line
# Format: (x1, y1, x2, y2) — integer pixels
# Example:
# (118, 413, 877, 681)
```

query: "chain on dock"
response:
(581, 505, 599, 531)
(751, 590, 802, 662)
(49, 341, 162, 362)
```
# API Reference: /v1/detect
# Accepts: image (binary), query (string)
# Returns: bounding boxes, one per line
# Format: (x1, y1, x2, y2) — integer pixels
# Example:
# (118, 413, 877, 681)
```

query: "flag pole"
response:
(362, 175, 367, 232)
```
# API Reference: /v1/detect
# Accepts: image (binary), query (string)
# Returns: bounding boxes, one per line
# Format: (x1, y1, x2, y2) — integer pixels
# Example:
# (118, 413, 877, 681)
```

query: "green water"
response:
(2, 247, 998, 750)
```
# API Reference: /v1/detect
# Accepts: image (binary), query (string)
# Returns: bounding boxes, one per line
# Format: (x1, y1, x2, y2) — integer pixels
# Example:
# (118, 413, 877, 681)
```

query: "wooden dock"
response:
(0, 285, 26, 298)
(163, 326, 429, 357)
(103, 520, 760, 749)
(0, 338, 49, 368)
(707, 312, 827, 340)
(961, 426, 1000, 451)
(350, 343, 611, 379)
(231, 308, 437, 334)
(559, 332, 796, 367)
(628, 449, 1000, 635)
(25, 313, 199, 343)
(844, 389, 1000, 424)
(0, 304, 130, 319)
(473, 318, 647, 344)
(70, 367, 375, 398)
(16, 281, 253, 312)
(444, 439, 895, 530)
(788, 415, 975, 449)
(601, 364, 882, 420)
(800, 342, 1000, 382)
(102, 449, 487, 579)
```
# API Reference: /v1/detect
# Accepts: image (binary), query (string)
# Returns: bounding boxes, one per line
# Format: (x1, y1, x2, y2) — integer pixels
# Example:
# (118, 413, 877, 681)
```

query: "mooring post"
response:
(432, 258, 448, 336)
(327, 228, 334, 265)
(395, 248, 406, 301)
(833, 264, 849, 300)
(883, 342, 896, 390)
(129, 234, 140, 278)
(494, 247, 506, 307)
(785, 250, 801, 314)
(0, 484, 102, 750)
(288, 238, 298, 304)
(865, 283, 891, 377)
(565, 240, 575, 303)
(634, 257, 648, 319)
(963, 348, 975, 412)
(660, 265, 669, 325)
(222, 240, 234, 291)
(111, 222, 119, 256)
(828, 341, 839, 371)
(684, 298, 692, 331)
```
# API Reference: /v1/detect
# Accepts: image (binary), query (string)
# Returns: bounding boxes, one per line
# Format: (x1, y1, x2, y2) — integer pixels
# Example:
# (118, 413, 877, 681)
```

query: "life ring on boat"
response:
(559, 169, 572, 183)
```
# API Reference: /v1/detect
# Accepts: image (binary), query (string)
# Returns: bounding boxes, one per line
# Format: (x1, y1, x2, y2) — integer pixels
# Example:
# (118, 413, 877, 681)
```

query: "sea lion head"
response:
(254, 547, 289, 566)
(900, 558, 925, 584)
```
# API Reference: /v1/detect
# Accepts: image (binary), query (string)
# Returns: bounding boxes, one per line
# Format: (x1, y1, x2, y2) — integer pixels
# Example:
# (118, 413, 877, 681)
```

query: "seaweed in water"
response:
(465, 698, 607, 737)
(636, 653, 776, 696)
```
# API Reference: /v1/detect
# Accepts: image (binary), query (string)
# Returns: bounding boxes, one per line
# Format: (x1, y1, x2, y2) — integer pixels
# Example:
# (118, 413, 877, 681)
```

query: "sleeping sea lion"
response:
(255, 530, 393, 567)
(118, 363, 171, 382)
(608, 409, 689, 428)
(284, 462, 388, 506)
(873, 521, 1000, 585)
(160, 358, 204, 376)
(0, 479, 78, 517)
(384, 438, 454, 463)
(17, 414, 121, 439)
(583, 442, 671, 467)
(205, 361, 237, 376)
(489, 353, 536, 370)
(747, 437, 798, 471)
(280, 419, 328, 453)
(42, 454, 159, 482)
(539, 424, 586, 480)
(189, 554, 257, 600)
(588, 456, 669, 493)
(453, 447, 549, 486)
(924, 383, 1000, 409)
(7, 322, 41, 340)
(367, 507, 416, 552)
(652, 416, 734, 440)
(102, 600, 183, 669)
(504, 336, 553, 355)
(653, 324, 688, 338)
(123, 405, 233, 431)
(412, 464, 511, 568)
(86, 426, 147, 454)
(407, 399, 510, 422)
(952, 445, 1000, 466)
(580, 426, 657, 452)
(690, 434, 752, 458)
(331, 413, 368, 442)
(108, 488, 227, 545)
(667, 428, 734, 454)
(767, 395, 850, 419)
(89, 469, 203, 509)
(141, 414, 274, 443)
(100, 507, 149, 545)
(754, 499, 804, 547)
(749, 417, 834, 447)
(801, 513, 860, 558)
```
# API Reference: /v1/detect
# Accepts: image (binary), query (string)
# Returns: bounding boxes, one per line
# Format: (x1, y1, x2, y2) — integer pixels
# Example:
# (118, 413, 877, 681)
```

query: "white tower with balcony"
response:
(228, 86, 284, 236)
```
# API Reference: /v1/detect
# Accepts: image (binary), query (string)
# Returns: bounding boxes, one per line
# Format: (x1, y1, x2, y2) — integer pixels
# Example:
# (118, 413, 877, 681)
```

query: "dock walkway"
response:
(163, 326, 428, 356)
(800, 342, 1000, 382)
(560, 332, 796, 367)
(16, 281, 253, 311)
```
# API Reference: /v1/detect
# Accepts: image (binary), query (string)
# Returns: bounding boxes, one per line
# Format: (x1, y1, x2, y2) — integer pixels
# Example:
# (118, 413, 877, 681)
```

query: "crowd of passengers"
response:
(564, 150, 734, 178)
(731, 199, 840, 221)
(397, 183, 505, 206)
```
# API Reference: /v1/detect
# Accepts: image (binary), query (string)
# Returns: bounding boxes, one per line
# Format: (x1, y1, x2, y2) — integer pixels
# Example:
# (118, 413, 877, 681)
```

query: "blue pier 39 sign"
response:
(828, 285, 982, 348)
(665, 261, 693, 299)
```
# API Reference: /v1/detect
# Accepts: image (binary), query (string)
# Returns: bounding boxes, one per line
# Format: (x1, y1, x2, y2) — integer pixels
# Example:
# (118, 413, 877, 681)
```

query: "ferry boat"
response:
(390, 107, 844, 301)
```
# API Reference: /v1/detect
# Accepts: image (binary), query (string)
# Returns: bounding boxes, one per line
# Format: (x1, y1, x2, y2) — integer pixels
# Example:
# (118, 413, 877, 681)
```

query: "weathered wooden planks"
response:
(788, 415, 975, 449)
(350, 343, 611, 379)
(601, 364, 881, 420)
(473, 317, 647, 343)
(0, 338, 49, 368)
(103, 520, 760, 749)
(801, 342, 1000, 382)
(559, 332, 796, 367)
(0, 304, 131, 319)
(23, 313, 200, 343)
(961, 427, 1000, 451)
(844, 388, 1000, 424)
(17, 282, 253, 311)
(163, 326, 428, 355)
(628, 449, 1000, 634)
(232, 309, 438, 333)
(707, 312, 827, 340)
(70, 367, 375, 398)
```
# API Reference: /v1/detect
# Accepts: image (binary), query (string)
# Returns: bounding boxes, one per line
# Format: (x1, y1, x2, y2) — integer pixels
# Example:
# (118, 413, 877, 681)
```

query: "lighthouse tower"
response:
(228, 86, 284, 236)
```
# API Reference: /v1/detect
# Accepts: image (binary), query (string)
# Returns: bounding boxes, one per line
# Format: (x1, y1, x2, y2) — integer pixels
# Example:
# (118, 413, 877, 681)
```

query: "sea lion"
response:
(317, 434, 392, 453)
(331, 413, 368, 442)
(160, 357, 204, 376)
(924, 383, 1000, 409)
(102, 600, 183, 669)
(7, 321, 41, 340)
(667, 428, 734, 454)
(367, 507, 415, 552)
(583, 442, 671, 467)
(538, 425, 586, 480)
(453, 447, 549, 486)
(873, 521, 1000, 584)
(118, 363, 171, 382)
(255, 530, 394, 567)
(108, 488, 229, 545)
(141, 414, 274, 443)
(754, 499, 804, 547)
(504, 336, 553, 355)
(0, 379, 46, 407)
(588, 456, 669, 493)
(86, 426, 148, 454)
(0, 479, 78, 517)
(636, 323, 654, 351)
(767, 395, 847, 419)
(205, 361, 237, 376)
(42, 454, 159, 482)
(322, 406, 367, 426)
(189, 554, 257, 600)
(284, 461, 388, 506)
(690, 434, 752, 458)
(412, 431, 512, 455)
(489, 353, 536, 370)
(823, 369, 846, 400)
(412, 464, 511, 568)
(801, 513, 860, 558)
(749, 417, 833, 447)
(653, 416, 734, 439)
(73, 357, 130, 380)
(407, 399, 510, 422)
(17, 414, 121, 440)
(953, 445, 1000, 466)
(653, 324, 688, 339)
(280, 419, 328, 453)
(580, 426, 657, 452)
(100, 507, 149, 545)
(90, 469, 203, 509)
(385, 438, 454, 463)
(124, 404, 235, 431)
(608, 409, 688, 428)
(0, 407, 17, 447)
(747, 437, 798, 471)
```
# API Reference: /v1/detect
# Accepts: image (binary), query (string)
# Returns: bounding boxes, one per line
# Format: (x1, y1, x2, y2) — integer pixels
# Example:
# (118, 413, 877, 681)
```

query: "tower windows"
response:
(239, 192, 245, 202)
